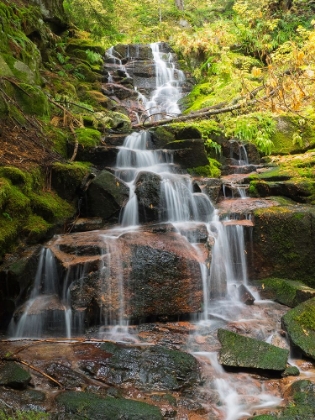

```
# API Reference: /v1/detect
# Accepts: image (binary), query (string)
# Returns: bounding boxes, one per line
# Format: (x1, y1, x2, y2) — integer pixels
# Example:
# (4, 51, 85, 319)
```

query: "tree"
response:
(63, 0, 118, 39)
(175, 0, 184, 10)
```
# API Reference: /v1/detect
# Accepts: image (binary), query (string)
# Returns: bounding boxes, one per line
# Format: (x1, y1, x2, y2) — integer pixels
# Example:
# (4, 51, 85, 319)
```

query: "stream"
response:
(4, 42, 315, 419)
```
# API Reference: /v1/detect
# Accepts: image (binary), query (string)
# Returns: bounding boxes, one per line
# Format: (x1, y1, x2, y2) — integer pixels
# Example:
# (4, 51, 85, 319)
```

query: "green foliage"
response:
(0, 410, 48, 420)
(75, 127, 102, 147)
(85, 49, 103, 64)
(188, 158, 221, 178)
(63, 0, 118, 41)
(223, 112, 276, 154)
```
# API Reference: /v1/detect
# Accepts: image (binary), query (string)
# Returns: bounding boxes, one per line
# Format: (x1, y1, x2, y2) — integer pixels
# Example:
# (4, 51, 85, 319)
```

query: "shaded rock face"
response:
(248, 206, 315, 286)
(48, 229, 204, 325)
(135, 171, 162, 223)
(218, 328, 289, 372)
(85, 170, 129, 221)
(282, 298, 315, 361)
(165, 139, 209, 169)
(30, 0, 68, 28)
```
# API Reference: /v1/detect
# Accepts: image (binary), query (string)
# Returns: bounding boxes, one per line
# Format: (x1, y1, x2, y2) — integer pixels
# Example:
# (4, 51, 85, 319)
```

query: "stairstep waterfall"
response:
(8, 42, 289, 420)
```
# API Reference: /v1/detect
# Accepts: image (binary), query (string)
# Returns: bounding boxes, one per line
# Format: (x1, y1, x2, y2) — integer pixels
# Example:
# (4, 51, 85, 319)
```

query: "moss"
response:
(271, 116, 315, 155)
(75, 127, 102, 147)
(218, 329, 289, 371)
(0, 216, 20, 258)
(29, 191, 74, 223)
(13, 83, 49, 116)
(23, 214, 52, 243)
(4, 185, 31, 219)
(282, 298, 315, 360)
(51, 161, 91, 200)
(259, 278, 315, 307)
(187, 158, 221, 178)
(57, 390, 162, 420)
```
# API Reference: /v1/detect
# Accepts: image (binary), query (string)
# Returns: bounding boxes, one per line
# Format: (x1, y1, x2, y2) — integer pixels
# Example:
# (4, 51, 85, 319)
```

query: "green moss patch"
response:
(218, 328, 289, 372)
(75, 127, 102, 147)
(57, 390, 162, 420)
(282, 298, 315, 360)
(29, 191, 74, 223)
(259, 278, 315, 307)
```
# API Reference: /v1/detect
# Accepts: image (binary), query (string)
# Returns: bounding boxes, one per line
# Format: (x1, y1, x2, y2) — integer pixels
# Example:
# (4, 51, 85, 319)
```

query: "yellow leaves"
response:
(303, 328, 309, 336)
(251, 67, 262, 77)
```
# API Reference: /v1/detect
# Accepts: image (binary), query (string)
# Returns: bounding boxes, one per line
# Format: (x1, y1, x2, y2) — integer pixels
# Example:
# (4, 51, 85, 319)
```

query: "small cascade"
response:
(143, 43, 185, 120)
(9, 248, 72, 338)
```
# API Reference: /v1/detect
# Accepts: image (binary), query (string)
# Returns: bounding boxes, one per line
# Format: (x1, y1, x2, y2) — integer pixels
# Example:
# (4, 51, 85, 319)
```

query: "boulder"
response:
(86, 170, 129, 221)
(0, 362, 31, 390)
(165, 139, 209, 168)
(282, 297, 315, 360)
(248, 205, 315, 286)
(88, 342, 201, 391)
(135, 171, 162, 223)
(196, 178, 222, 204)
(48, 229, 204, 324)
(218, 329, 289, 372)
(257, 278, 315, 307)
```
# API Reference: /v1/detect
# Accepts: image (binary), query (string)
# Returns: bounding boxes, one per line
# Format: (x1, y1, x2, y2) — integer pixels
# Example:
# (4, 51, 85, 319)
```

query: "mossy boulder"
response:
(218, 329, 289, 372)
(164, 139, 209, 168)
(51, 162, 91, 201)
(97, 342, 200, 391)
(109, 111, 132, 132)
(13, 83, 49, 117)
(257, 278, 315, 307)
(271, 116, 315, 154)
(75, 127, 102, 147)
(282, 297, 315, 360)
(29, 191, 74, 223)
(0, 362, 31, 389)
(150, 126, 176, 148)
(251, 380, 315, 419)
(0, 54, 14, 77)
(57, 390, 162, 420)
(86, 170, 129, 221)
(249, 206, 315, 285)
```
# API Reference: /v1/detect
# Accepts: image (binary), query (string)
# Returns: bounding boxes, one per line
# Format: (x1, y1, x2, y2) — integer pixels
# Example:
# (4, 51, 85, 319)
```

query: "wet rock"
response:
(250, 179, 314, 203)
(56, 390, 163, 420)
(0, 362, 31, 389)
(196, 178, 222, 204)
(92, 342, 200, 391)
(238, 284, 255, 305)
(128, 232, 203, 320)
(46, 363, 89, 389)
(50, 229, 204, 323)
(249, 205, 315, 285)
(257, 278, 315, 307)
(282, 365, 300, 377)
(282, 297, 315, 360)
(218, 329, 289, 372)
(135, 171, 162, 223)
(165, 139, 209, 168)
(74, 145, 119, 168)
(70, 217, 104, 232)
(86, 170, 129, 221)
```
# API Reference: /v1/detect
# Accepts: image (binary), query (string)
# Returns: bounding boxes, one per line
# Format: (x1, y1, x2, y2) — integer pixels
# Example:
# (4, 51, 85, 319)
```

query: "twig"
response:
(3, 356, 64, 388)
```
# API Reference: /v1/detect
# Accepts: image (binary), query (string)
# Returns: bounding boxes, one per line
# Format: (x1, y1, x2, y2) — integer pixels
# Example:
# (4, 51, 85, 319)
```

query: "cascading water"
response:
(9, 42, 286, 419)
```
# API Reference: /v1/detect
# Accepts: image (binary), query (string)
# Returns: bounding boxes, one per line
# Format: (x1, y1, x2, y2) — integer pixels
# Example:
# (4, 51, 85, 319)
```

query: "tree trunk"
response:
(175, 0, 184, 10)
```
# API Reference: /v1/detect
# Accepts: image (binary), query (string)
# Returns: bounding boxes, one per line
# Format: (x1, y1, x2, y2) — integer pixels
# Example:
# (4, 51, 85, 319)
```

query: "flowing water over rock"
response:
(5, 43, 314, 419)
